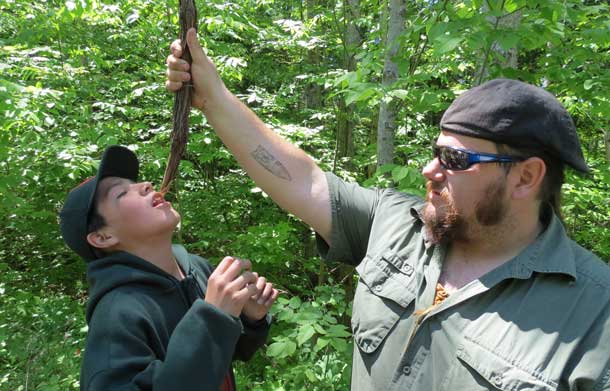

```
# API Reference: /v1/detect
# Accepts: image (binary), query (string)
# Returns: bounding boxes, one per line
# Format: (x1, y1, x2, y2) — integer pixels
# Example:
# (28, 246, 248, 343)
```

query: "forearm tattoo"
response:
(251, 145, 292, 181)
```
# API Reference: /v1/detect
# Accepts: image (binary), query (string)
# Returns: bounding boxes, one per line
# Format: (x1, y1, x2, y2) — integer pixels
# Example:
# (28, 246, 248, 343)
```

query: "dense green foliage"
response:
(1, 0, 608, 389)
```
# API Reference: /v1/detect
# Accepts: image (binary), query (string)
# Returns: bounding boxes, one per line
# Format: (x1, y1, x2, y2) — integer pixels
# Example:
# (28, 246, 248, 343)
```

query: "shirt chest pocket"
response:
(442, 337, 558, 391)
(352, 252, 417, 354)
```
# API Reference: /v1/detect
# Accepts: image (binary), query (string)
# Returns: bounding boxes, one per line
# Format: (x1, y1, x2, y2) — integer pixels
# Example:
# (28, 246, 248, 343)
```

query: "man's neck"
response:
(440, 210, 543, 292)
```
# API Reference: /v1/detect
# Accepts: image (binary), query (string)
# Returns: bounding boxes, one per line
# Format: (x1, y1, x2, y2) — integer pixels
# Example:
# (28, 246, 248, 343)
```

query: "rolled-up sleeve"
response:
(315, 172, 381, 266)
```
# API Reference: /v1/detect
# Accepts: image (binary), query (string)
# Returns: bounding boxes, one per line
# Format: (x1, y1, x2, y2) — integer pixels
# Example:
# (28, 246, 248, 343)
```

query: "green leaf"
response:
(305, 369, 317, 382)
(377, 164, 397, 175)
(315, 337, 330, 351)
(503, 0, 525, 13)
(389, 89, 409, 100)
(288, 296, 302, 309)
(434, 36, 463, 54)
(496, 33, 520, 51)
(313, 323, 327, 335)
(297, 324, 316, 345)
(391, 166, 409, 182)
(330, 337, 348, 352)
(345, 86, 377, 105)
(326, 324, 351, 338)
(267, 340, 297, 358)
(427, 22, 448, 40)
(583, 80, 596, 90)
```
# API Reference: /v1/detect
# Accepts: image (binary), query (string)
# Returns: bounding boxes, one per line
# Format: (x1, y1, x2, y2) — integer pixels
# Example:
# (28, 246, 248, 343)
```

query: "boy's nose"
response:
(139, 182, 153, 195)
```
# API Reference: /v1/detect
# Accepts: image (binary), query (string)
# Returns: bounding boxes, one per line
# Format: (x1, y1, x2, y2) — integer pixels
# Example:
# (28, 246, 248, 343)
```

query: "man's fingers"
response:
(165, 80, 182, 93)
(186, 28, 205, 63)
(166, 65, 190, 86)
(170, 39, 183, 58)
(166, 54, 190, 72)
(166, 69, 190, 83)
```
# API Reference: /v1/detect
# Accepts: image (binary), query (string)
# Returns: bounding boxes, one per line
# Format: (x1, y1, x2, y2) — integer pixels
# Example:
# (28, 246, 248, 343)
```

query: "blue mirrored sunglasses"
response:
(433, 145, 526, 171)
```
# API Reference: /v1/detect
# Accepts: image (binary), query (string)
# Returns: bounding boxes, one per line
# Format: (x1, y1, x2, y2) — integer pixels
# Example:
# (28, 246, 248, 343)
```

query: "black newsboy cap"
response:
(440, 78, 589, 172)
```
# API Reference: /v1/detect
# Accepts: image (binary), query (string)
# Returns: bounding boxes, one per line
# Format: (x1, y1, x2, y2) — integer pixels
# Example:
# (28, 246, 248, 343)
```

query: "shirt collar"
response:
(411, 206, 434, 249)
(516, 211, 577, 281)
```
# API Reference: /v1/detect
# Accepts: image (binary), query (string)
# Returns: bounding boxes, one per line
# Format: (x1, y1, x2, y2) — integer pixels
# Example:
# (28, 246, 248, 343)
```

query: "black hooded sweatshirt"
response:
(80, 244, 270, 390)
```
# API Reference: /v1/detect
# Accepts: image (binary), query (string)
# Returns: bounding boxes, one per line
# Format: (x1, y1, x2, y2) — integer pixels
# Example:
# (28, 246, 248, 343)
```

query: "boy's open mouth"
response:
(152, 193, 167, 207)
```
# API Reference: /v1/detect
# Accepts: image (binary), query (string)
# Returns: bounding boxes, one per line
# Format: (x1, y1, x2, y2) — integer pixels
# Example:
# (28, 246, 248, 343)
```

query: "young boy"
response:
(59, 145, 278, 390)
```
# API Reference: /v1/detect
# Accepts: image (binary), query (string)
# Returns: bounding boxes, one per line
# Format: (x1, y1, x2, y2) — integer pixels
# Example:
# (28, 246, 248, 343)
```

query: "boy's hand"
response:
(241, 273, 279, 322)
(165, 28, 228, 112)
(205, 257, 258, 317)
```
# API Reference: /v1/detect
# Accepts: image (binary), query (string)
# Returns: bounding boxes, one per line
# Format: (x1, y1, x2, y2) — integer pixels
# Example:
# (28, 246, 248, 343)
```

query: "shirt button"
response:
(493, 375, 502, 388)
(403, 366, 411, 376)
(374, 285, 382, 293)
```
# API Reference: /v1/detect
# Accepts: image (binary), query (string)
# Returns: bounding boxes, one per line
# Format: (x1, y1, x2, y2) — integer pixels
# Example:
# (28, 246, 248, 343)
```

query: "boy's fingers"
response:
(186, 28, 205, 63)
(215, 256, 235, 275)
(264, 289, 279, 307)
(229, 270, 257, 291)
(251, 276, 265, 301)
(257, 282, 272, 304)
(233, 280, 259, 303)
(225, 258, 252, 281)
(170, 39, 183, 58)
(256, 276, 266, 291)
(240, 283, 260, 301)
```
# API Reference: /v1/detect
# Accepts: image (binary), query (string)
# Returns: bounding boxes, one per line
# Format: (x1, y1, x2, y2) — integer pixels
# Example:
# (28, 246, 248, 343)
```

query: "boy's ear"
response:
(510, 157, 546, 200)
(86, 229, 119, 250)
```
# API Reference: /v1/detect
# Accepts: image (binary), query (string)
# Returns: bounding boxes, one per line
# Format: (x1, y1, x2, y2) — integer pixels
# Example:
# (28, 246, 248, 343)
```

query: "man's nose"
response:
(422, 158, 445, 182)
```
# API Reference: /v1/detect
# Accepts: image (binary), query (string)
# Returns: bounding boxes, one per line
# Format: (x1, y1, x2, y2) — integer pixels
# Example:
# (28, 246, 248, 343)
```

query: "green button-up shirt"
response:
(317, 173, 610, 391)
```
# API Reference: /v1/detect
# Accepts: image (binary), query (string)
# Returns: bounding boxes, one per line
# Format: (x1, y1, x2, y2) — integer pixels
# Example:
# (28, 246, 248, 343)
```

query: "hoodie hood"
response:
(85, 245, 193, 323)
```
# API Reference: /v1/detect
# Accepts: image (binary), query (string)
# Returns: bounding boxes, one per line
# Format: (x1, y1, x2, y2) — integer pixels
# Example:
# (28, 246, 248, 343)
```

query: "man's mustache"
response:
(426, 181, 451, 203)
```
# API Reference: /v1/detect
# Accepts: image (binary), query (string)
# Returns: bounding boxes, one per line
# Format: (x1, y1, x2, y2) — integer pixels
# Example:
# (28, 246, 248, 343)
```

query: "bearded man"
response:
(165, 29, 610, 391)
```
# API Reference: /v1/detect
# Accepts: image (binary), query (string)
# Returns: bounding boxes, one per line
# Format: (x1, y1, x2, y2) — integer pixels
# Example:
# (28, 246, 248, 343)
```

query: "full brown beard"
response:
(423, 181, 466, 244)
(422, 178, 508, 244)
(475, 177, 508, 226)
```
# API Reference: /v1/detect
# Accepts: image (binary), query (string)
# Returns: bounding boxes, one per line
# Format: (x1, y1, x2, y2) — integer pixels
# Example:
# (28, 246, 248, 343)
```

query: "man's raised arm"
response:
(165, 28, 331, 243)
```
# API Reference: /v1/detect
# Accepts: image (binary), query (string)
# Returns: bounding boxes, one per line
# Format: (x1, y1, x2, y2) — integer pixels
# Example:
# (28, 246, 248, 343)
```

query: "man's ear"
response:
(511, 157, 546, 200)
(86, 229, 119, 250)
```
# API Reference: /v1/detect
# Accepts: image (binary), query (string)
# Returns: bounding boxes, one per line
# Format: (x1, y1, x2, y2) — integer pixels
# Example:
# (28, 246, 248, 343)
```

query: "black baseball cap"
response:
(59, 145, 139, 261)
(440, 78, 589, 173)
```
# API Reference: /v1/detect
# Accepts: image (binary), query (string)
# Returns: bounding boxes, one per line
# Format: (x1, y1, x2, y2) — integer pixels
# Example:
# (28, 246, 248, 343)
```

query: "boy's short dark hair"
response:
(86, 196, 110, 259)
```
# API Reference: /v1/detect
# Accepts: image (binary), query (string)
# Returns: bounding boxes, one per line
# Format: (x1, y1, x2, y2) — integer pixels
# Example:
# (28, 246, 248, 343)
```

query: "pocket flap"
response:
(457, 338, 557, 391)
(355, 252, 417, 308)
(352, 253, 417, 353)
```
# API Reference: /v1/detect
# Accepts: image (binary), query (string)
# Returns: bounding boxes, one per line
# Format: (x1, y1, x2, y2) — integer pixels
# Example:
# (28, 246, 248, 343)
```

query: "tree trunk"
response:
(367, 109, 379, 177)
(335, 0, 362, 167)
(475, 5, 522, 85)
(305, 0, 322, 108)
(344, 0, 362, 72)
(604, 128, 610, 163)
(336, 100, 355, 161)
(376, 0, 406, 169)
